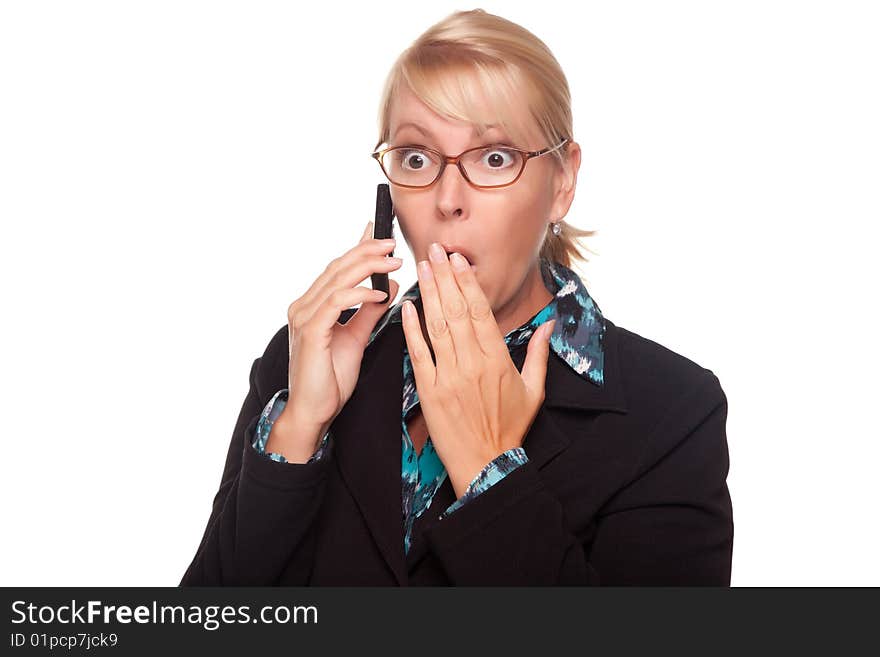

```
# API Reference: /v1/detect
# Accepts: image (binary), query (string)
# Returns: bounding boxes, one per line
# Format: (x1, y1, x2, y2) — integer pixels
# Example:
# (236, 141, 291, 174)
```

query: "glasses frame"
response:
(370, 137, 570, 189)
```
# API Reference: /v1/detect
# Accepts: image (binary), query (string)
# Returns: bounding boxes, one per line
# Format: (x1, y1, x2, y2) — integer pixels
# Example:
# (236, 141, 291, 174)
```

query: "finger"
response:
(520, 319, 555, 401)
(312, 250, 401, 310)
(343, 277, 400, 347)
(306, 285, 392, 343)
(316, 237, 397, 298)
(425, 244, 481, 372)
(448, 251, 507, 360)
(416, 258, 456, 372)
(294, 239, 398, 325)
(302, 221, 389, 307)
(400, 297, 436, 392)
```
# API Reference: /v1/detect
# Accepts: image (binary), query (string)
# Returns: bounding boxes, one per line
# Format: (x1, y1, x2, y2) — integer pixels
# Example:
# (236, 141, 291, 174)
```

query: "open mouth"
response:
(439, 244, 477, 267)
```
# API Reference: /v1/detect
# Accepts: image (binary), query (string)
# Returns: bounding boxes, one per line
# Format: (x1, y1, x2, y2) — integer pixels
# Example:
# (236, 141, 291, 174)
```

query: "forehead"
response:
(389, 81, 537, 145)
(389, 85, 483, 132)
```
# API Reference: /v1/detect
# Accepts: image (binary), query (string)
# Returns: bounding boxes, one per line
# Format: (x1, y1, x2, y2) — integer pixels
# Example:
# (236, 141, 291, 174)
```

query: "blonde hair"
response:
(374, 8, 598, 274)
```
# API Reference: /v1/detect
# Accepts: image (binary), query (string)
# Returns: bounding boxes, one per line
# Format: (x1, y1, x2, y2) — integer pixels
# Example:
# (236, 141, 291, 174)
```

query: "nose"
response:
(434, 160, 468, 216)
(438, 158, 469, 185)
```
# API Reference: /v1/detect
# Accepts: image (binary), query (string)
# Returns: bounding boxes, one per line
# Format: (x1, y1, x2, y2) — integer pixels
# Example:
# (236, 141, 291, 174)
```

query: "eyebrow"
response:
(392, 121, 505, 140)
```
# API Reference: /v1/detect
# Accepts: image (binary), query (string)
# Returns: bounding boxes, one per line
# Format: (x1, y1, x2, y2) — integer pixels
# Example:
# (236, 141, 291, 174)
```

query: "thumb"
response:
(520, 319, 555, 402)
(344, 277, 401, 346)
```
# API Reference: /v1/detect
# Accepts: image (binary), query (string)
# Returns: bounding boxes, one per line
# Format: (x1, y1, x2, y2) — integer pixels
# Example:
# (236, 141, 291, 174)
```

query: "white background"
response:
(1, 0, 877, 586)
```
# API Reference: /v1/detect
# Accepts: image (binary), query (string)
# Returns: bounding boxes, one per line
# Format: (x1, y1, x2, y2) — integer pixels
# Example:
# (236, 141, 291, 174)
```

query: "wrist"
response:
(266, 408, 329, 464)
(448, 458, 487, 500)
(448, 448, 526, 499)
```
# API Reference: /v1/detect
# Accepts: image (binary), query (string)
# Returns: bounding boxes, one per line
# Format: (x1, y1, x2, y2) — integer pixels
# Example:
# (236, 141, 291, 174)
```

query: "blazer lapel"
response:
(331, 321, 408, 586)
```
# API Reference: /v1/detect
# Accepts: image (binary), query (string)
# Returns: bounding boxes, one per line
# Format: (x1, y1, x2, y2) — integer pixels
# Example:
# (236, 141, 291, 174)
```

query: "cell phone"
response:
(370, 183, 395, 304)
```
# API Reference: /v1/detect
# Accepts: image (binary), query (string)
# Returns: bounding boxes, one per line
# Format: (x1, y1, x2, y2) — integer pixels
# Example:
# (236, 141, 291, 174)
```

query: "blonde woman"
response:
(181, 9, 733, 586)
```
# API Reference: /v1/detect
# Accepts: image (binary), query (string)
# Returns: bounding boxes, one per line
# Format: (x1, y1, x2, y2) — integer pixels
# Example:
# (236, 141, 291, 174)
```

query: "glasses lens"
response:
(461, 146, 524, 187)
(381, 147, 441, 187)
(380, 145, 525, 187)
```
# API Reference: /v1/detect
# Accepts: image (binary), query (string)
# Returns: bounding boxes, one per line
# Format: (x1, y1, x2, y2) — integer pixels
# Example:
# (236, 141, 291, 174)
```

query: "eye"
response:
(479, 147, 518, 169)
(396, 148, 436, 171)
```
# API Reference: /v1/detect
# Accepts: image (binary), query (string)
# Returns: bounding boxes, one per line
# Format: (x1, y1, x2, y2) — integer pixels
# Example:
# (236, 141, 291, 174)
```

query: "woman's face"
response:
(387, 83, 581, 332)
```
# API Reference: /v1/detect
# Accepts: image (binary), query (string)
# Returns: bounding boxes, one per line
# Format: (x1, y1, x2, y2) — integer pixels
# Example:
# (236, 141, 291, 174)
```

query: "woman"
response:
(180, 9, 733, 586)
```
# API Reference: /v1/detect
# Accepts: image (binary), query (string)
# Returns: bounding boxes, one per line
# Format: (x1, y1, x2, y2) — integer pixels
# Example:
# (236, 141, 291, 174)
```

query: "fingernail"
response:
(450, 252, 468, 271)
(429, 242, 446, 263)
(363, 221, 373, 240)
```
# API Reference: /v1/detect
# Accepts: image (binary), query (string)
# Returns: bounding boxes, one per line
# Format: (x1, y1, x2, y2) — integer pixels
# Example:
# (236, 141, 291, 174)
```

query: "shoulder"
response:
(605, 318, 728, 464)
(609, 317, 725, 408)
(604, 318, 727, 453)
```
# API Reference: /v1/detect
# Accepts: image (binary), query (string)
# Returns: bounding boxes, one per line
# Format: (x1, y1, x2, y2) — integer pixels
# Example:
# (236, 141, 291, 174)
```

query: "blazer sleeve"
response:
(422, 373, 733, 586)
(179, 339, 333, 587)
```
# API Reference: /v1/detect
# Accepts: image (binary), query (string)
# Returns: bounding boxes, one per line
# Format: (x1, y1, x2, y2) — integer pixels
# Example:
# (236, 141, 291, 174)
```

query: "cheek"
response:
(485, 219, 542, 265)
(391, 200, 429, 248)
(473, 269, 497, 311)
(470, 252, 509, 309)
(393, 212, 419, 251)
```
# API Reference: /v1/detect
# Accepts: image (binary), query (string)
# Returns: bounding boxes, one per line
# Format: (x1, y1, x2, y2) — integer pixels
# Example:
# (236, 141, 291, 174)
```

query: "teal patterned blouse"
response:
(251, 257, 606, 555)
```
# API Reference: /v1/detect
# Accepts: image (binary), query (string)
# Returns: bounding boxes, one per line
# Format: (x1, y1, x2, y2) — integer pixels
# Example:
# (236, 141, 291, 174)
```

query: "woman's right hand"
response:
(267, 221, 402, 460)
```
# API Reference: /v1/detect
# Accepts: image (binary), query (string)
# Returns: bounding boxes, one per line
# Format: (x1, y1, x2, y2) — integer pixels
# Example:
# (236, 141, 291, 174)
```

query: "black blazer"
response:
(180, 307, 733, 586)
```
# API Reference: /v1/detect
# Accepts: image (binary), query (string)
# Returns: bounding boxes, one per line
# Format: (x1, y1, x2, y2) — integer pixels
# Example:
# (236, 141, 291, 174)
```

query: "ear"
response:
(549, 141, 581, 223)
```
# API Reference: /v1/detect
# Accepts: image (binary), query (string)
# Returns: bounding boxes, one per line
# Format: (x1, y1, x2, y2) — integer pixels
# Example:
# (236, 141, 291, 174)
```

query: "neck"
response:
(492, 259, 554, 337)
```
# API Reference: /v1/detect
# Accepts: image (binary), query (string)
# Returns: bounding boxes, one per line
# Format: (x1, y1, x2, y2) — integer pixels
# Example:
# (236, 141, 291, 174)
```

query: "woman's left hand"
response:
(401, 243, 556, 499)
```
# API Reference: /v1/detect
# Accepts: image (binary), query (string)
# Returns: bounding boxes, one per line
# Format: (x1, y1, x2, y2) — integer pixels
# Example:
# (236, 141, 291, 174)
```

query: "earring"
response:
(551, 221, 562, 236)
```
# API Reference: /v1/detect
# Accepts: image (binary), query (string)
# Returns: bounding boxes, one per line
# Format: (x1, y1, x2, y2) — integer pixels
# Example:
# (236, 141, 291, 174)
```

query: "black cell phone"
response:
(370, 183, 395, 304)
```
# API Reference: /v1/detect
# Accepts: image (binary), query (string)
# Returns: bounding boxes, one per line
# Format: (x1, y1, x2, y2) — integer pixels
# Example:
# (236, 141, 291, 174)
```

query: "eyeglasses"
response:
(370, 137, 569, 189)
